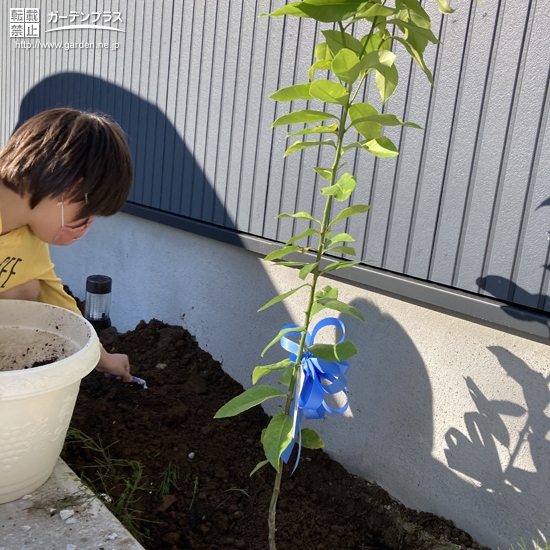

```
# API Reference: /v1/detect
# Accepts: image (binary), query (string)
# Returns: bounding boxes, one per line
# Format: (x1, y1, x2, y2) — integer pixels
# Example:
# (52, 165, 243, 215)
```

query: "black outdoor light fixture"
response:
(84, 274, 112, 333)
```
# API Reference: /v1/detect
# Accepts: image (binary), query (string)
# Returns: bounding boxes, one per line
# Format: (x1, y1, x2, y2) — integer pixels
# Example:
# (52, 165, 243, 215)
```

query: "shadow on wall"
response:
(341, 297, 549, 548)
(15, 72, 239, 234)
(444, 347, 550, 547)
(476, 196, 550, 325)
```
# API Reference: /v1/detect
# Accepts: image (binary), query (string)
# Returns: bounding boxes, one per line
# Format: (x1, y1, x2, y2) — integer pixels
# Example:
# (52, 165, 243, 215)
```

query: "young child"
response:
(0, 107, 133, 382)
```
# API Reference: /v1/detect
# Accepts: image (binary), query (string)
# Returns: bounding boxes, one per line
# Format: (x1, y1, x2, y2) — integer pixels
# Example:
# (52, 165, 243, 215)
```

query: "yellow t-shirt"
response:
(0, 216, 81, 315)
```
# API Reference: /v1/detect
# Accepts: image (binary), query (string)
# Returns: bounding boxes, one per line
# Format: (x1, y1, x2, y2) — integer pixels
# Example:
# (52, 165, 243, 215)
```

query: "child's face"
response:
(29, 196, 95, 245)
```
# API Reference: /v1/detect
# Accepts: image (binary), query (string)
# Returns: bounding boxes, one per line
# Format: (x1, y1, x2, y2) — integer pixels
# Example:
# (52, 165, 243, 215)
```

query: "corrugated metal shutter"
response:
(1, 0, 549, 312)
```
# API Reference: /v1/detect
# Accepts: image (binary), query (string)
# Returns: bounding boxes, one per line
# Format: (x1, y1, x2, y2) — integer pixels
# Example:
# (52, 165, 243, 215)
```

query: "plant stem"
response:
(267, 87, 352, 550)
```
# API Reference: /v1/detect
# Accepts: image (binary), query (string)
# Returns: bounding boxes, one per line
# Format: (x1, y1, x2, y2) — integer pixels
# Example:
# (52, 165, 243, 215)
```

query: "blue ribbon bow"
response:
(279, 317, 350, 470)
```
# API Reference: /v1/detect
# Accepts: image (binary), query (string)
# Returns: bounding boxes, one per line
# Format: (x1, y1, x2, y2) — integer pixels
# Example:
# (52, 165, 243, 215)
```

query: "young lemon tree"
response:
(215, 1, 454, 548)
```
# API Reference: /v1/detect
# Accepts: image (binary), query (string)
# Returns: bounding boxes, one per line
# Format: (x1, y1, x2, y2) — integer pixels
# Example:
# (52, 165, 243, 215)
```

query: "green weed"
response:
(64, 427, 155, 538)
(158, 462, 180, 496)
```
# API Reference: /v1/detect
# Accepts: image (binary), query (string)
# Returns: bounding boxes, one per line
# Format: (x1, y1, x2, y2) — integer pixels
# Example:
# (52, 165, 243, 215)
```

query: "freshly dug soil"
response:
(62, 319, 487, 550)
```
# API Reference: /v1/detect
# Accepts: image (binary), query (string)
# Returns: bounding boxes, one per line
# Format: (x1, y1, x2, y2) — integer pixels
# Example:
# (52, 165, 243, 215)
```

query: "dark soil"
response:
(62, 319, 487, 550)
(30, 357, 58, 368)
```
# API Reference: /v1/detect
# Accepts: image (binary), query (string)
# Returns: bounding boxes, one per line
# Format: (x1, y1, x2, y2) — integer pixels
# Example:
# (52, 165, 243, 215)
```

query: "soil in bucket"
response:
(62, 319, 488, 550)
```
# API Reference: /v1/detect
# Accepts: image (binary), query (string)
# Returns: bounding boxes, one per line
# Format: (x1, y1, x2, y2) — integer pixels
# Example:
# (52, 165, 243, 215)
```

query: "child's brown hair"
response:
(0, 108, 133, 219)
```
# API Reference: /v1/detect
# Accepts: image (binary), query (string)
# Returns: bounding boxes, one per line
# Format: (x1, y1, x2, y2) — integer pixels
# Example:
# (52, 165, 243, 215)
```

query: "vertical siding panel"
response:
(224, 0, 256, 231)
(427, 2, 477, 284)
(407, 10, 456, 280)
(149, 0, 175, 209)
(202, 2, 229, 224)
(248, 5, 280, 237)
(132, 1, 153, 205)
(211, 0, 240, 226)
(191, 0, 215, 220)
(512, 59, 550, 309)
(160, 0, 183, 213)
(383, 53, 430, 273)
(485, 1, 547, 307)
(123, 0, 139, 204)
(141, 1, 164, 208)
(261, 3, 289, 240)
(180, 0, 206, 220)
(482, 1, 544, 300)
(455, 0, 513, 293)
(278, 18, 319, 244)
(453, 0, 502, 290)
(236, 2, 271, 234)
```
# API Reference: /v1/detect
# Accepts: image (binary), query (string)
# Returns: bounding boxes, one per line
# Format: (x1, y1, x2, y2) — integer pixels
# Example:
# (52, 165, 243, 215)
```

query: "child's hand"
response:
(96, 347, 133, 383)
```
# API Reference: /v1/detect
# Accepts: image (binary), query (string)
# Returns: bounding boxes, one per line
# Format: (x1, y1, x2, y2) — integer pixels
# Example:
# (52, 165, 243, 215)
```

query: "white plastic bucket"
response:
(0, 300, 100, 503)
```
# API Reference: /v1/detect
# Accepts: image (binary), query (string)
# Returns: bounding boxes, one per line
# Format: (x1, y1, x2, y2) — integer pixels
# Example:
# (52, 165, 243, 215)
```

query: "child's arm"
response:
(96, 348, 133, 382)
(39, 268, 133, 382)
(37, 270, 82, 315)
(0, 279, 40, 301)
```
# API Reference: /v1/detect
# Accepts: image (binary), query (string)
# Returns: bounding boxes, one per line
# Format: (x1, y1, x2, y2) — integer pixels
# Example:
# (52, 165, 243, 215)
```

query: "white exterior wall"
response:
(51, 213, 550, 550)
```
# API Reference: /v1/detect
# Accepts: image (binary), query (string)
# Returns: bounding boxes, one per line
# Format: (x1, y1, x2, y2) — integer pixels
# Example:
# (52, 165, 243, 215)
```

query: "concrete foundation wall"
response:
(51, 213, 550, 550)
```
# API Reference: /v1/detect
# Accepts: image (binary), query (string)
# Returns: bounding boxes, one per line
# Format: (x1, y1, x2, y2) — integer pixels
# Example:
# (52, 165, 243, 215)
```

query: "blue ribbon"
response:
(279, 317, 350, 470)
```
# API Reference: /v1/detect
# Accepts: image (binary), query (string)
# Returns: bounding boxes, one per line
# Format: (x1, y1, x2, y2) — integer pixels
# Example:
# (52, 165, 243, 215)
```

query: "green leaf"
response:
(270, 83, 312, 102)
(279, 364, 294, 387)
(435, 0, 455, 14)
(375, 63, 399, 103)
(316, 298, 365, 321)
(284, 139, 336, 157)
(329, 204, 370, 226)
(361, 4, 395, 17)
(348, 103, 381, 141)
(315, 42, 334, 61)
(299, 262, 320, 280)
(362, 30, 392, 55)
(327, 245, 356, 255)
(310, 80, 349, 106)
(264, 245, 303, 262)
(250, 460, 270, 477)
(342, 140, 367, 152)
(272, 110, 337, 128)
(272, 261, 306, 267)
(263, 412, 294, 472)
(360, 49, 396, 72)
(327, 232, 355, 244)
(315, 285, 339, 300)
(331, 48, 361, 85)
(252, 359, 293, 385)
(287, 123, 338, 137)
(311, 285, 339, 317)
(322, 29, 363, 56)
(266, 3, 309, 18)
(365, 136, 399, 158)
(214, 386, 286, 418)
(399, 0, 432, 27)
(350, 113, 421, 129)
(393, 36, 433, 84)
(309, 60, 333, 80)
(309, 340, 358, 362)
(314, 167, 333, 180)
(258, 285, 309, 315)
(277, 211, 321, 224)
(261, 325, 306, 356)
(300, 428, 325, 449)
(287, 228, 319, 245)
(321, 260, 361, 274)
(299, 1, 366, 23)
(389, 19, 439, 45)
(320, 173, 356, 202)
